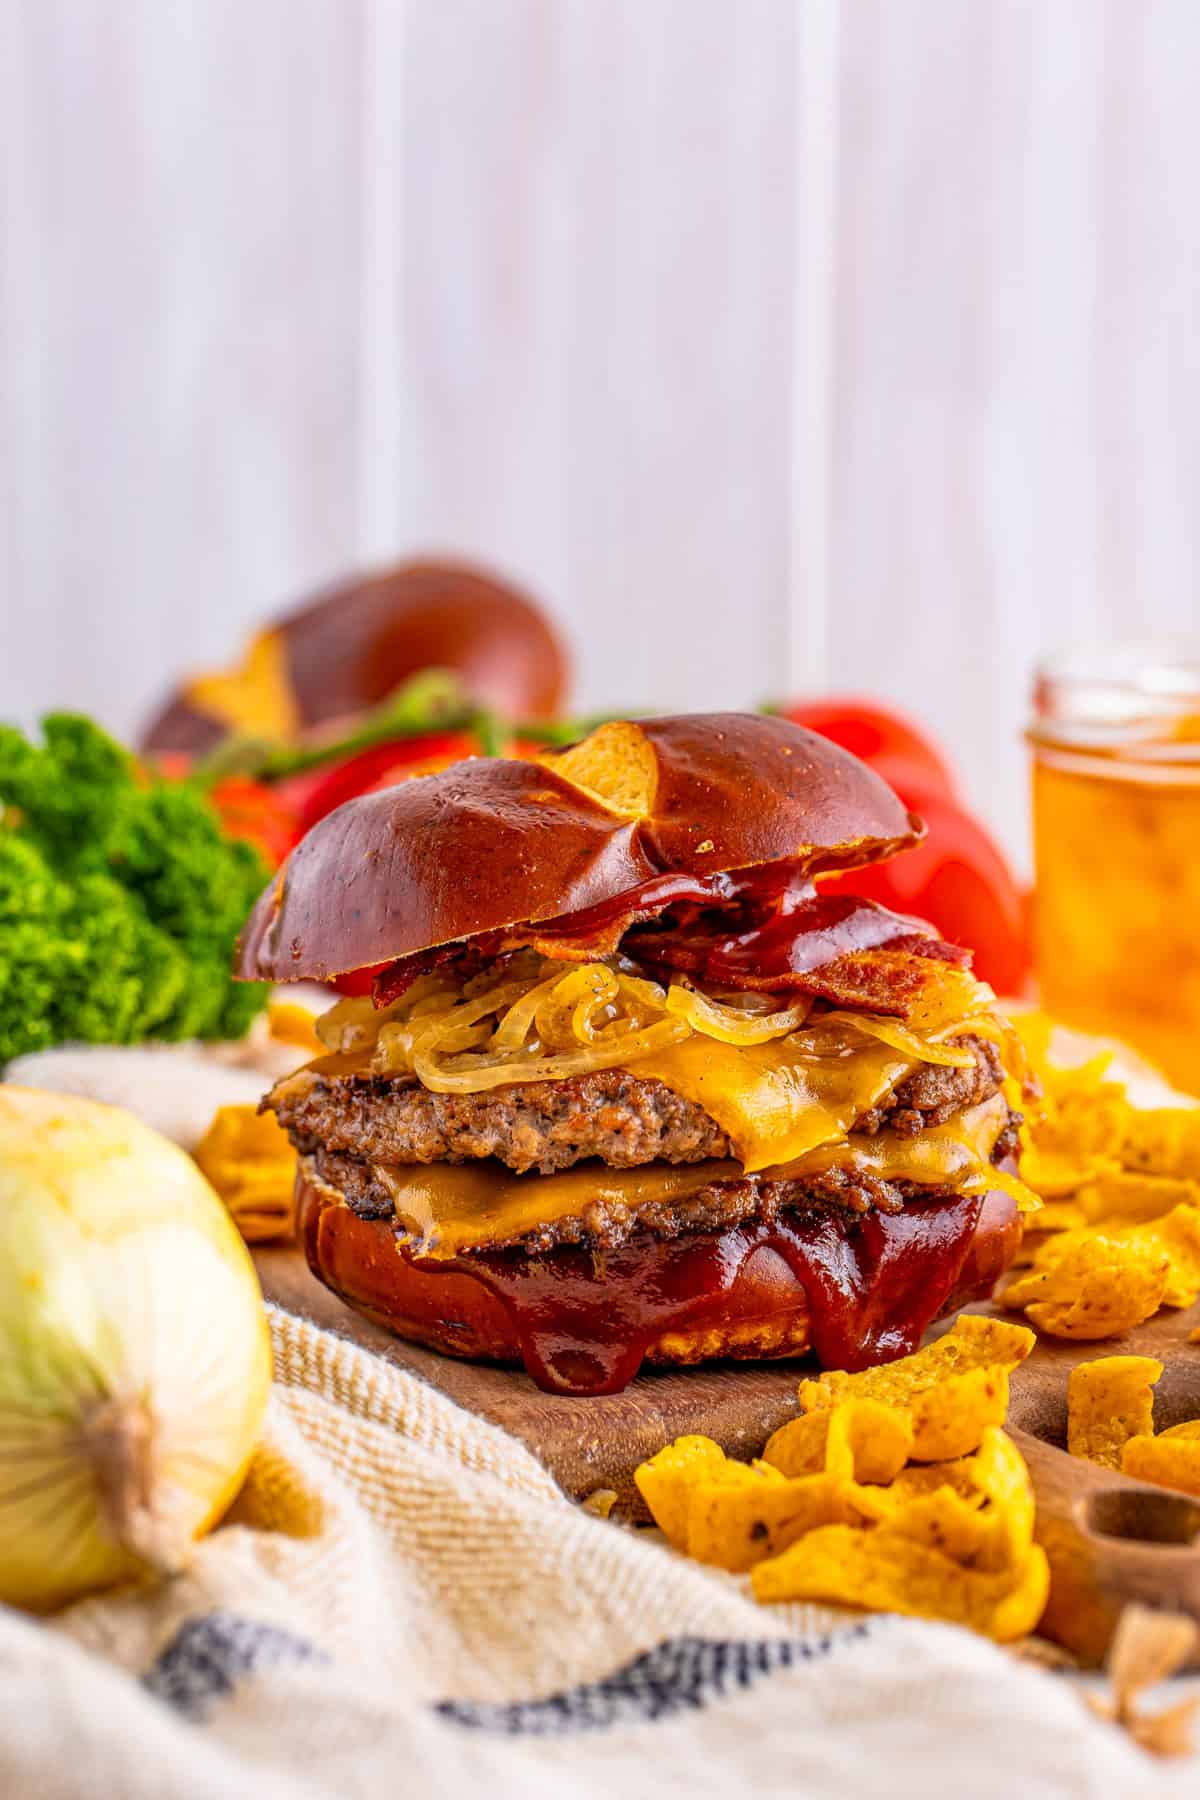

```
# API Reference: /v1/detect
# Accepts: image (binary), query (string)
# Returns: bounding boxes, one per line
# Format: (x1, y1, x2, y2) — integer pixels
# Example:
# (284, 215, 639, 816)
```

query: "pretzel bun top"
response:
(142, 558, 569, 754)
(236, 712, 922, 982)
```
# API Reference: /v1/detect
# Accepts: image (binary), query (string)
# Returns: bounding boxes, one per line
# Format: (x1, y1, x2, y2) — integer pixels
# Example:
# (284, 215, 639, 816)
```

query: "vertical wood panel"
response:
(358, 0, 410, 560)
(565, 0, 794, 714)
(0, 0, 364, 740)
(395, 0, 571, 630)
(830, 0, 1027, 843)
(396, 0, 796, 715)
(787, 0, 841, 692)
(1093, 0, 1200, 639)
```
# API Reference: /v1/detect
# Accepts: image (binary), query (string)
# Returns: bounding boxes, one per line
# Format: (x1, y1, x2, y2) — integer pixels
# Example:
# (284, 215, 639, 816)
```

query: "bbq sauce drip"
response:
(407, 1188, 1018, 1397)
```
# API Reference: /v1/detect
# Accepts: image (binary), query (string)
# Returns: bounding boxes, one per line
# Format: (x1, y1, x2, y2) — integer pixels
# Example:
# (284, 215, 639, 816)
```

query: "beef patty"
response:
(270, 1036, 1005, 1178)
(306, 1103, 1022, 1251)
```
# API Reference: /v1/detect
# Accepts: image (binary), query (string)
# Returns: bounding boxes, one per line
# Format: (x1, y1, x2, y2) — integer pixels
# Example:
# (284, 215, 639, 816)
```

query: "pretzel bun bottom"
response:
(295, 1160, 1021, 1396)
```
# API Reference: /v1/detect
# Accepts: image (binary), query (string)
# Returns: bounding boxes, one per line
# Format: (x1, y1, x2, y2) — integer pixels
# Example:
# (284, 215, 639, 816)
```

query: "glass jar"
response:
(1029, 644, 1200, 1096)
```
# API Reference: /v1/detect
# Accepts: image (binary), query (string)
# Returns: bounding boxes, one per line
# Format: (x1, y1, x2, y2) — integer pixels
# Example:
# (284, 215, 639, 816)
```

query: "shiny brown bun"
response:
(295, 1159, 1022, 1384)
(141, 559, 569, 754)
(237, 712, 922, 982)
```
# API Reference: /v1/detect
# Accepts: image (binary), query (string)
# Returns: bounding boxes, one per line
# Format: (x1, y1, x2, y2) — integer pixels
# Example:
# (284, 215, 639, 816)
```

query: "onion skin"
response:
(0, 1087, 272, 1613)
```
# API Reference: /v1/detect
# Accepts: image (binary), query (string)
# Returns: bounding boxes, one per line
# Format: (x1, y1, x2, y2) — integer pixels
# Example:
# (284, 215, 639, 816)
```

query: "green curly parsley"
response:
(0, 715, 270, 1063)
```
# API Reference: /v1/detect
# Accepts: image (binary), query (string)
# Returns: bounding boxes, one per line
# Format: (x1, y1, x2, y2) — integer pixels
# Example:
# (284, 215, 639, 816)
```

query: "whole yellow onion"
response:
(0, 1086, 272, 1611)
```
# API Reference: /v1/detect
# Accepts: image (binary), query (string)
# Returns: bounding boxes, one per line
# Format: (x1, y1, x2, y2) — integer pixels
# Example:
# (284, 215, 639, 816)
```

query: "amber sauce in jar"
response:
(1029, 648, 1200, 1096)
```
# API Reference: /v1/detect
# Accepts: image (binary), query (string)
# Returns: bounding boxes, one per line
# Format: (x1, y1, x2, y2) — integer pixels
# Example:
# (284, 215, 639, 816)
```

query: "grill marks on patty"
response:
(271, 1037, 1005, 1178)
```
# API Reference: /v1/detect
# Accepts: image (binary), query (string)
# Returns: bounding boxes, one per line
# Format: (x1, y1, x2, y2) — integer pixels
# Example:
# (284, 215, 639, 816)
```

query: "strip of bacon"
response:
(370, 865, 968, 1015)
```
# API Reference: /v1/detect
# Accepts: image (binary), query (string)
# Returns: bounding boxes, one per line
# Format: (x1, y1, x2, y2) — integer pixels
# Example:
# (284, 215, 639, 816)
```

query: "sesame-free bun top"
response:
(237, 713, 922, 982)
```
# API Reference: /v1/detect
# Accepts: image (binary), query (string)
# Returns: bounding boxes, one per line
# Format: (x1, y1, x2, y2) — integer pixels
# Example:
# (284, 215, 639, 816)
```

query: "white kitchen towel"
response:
(0, 1304, 1191, 1800)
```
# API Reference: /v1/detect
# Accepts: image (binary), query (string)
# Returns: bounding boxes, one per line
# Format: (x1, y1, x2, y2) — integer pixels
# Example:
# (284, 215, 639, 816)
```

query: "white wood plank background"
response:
(3, 1, 1199, 858)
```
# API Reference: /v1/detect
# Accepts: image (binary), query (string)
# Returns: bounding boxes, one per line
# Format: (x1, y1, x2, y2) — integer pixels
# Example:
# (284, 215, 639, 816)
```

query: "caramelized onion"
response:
(313, 950, 1009, 1105)
(816, 1011, 977, 1070)
(315, 993, 378, 1054)
(534, 964, 621, 1049)
(664, 979, 812, 1045)
(413, 1015, 691, 1093)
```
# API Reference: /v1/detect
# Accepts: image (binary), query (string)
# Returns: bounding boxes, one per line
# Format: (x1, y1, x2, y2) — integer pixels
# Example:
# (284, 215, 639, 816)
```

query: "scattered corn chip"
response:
(800, 1370, 1010, 1466)
(966, 1426, 1037, 1571)
(764, 1399, 912, 1485)
(1087, 1605, 1200, 1759)
(1021, 1200, 1086, 1236)
(761, 1410, 830, 1478)
(1120, 1110, 1200, 1181)
(193, 1103, 297, 1243)
(635, 1430, 880, 1572)
(1126, 1206, 1200, 1309)
(1002, 1231, 1168, 1340)
(877, 1485, 990, 1565)
(854, 1459, 985, 1512)
(822, 1400, 914, 1485)
(1067, 1357, 1163, 1469)
(1018, 1145, 1118, 1200)
(1024, 1203, 1200, 1309)
(905, 1367, 1012, 1463)
(632, 1436, 729, 1549)
(267, 998, 324, 1055)
(1008, 1016, 1200, 1272)
(672, 1401, 920, 1570)
(685, 1471, 864, 1572)
(1076, 1171, 1200, 1227)
(750, 1521, 1050, 1643)
(1121, 1434, 1200, 1498)
(798, 1316, 1032, 1461)
(635, 1331, 1046, 1646)
(859, 1429, 1033, 1562)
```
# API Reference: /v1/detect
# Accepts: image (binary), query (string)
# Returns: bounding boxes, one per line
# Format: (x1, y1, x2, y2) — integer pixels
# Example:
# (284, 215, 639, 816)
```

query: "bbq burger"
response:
(239, 714, 1036, 1396)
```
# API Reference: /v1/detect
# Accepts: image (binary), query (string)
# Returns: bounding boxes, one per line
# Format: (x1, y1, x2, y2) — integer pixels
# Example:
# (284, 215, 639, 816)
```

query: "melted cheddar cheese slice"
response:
(620, 1031, 915, 1174)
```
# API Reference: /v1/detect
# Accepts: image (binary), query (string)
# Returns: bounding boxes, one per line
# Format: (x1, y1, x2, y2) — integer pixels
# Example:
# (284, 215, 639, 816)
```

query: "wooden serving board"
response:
(256, 1244, 1200, 1665)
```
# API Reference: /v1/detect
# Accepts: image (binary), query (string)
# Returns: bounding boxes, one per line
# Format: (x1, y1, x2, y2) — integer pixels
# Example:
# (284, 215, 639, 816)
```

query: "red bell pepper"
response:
(775, 700, 1030, 995)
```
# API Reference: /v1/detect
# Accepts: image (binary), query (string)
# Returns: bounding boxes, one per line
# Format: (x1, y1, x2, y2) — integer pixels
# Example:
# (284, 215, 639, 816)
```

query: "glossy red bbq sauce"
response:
(408, 1188, 1019, 1397)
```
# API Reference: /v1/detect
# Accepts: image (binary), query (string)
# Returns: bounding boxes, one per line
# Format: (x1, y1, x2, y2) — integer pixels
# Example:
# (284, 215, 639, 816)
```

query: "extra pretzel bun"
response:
(142, 558, 569, 754)
(237, 712, 922, 982)
(295, 1159, 1022, 1390)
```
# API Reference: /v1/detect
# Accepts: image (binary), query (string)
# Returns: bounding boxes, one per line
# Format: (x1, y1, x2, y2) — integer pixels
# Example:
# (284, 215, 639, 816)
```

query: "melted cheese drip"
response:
(372, 1093, 1032, 1259)
(622, 1031, 913, 1173)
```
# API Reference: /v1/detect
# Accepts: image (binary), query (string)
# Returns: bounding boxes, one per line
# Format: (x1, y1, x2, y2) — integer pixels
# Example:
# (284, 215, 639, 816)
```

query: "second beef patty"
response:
(270, 1036, 1005, 1177)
